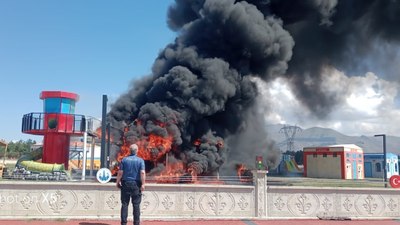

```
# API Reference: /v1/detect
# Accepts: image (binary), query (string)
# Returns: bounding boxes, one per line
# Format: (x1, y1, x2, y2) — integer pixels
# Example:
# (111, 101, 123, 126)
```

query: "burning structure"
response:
(107, 0, 400, 181)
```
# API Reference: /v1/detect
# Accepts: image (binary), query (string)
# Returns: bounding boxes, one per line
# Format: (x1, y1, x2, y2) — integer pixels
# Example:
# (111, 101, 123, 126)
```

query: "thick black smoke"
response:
(262, 0, 400, 116)
(108, 0, 400, 176)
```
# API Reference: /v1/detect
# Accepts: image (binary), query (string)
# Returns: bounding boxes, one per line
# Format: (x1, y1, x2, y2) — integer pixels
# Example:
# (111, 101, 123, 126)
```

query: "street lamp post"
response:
(374, 134, 387, 188)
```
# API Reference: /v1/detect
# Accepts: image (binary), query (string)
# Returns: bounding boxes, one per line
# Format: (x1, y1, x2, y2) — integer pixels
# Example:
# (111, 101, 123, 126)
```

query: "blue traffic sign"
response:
(96, 168, 112, 184)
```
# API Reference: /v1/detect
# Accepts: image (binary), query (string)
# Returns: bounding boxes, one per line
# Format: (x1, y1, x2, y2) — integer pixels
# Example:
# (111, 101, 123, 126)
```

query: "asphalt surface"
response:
(1, 219, 400, 225)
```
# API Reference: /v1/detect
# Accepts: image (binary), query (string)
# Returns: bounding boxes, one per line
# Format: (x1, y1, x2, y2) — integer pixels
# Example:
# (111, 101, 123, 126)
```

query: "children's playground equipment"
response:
(285, 158, 303, 173)
(12, 147, 68, 180)
(275, 154, 303, 175)
(20, 91, 86, 179)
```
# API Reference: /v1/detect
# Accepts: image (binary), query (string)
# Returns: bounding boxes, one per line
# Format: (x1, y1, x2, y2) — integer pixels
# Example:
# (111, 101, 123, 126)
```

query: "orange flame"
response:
(95, 127, 102, 138)
(94, 126, 115, 142)
(236, 164, 246, 178)
(236, 163, 252, 183)
(110, 126, 130, 174)
(155, 161, 188, 183)
(111, 120, 227, 184)
(112, 121, 174, 175)
(193, 138, 224, 151)
(136, 134, 173, 161)
(193, 139, 201, 146)
(188, 168, 198, 183)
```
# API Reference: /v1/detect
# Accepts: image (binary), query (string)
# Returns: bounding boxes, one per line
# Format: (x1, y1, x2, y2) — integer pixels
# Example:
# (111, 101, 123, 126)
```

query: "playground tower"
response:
(21, 91, 86, 169)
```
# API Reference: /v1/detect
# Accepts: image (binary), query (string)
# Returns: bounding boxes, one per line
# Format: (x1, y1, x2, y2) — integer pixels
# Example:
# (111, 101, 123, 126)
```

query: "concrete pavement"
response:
(1, 219, 400, 225)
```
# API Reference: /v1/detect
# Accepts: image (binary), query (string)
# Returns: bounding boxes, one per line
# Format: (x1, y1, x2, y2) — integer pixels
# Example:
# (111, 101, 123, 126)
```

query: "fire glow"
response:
(109, 119, 240, 184)
(111, 120, 195, 183)
(236, 164, 253, 183)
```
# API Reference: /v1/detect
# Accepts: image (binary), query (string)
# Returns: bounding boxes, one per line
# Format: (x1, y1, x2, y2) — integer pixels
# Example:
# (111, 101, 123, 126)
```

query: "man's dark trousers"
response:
(120, 180, 142, 225)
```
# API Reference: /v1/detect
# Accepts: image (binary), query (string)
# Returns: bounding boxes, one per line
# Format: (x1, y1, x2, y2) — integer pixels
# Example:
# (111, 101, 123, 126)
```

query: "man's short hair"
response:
(130, 144, 139, 155)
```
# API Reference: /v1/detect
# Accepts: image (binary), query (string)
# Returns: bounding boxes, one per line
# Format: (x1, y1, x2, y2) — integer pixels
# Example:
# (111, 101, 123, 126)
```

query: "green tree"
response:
(0, 139, 36, 159)
(294, 150, 303, 165)
(283, 150, 303, 165)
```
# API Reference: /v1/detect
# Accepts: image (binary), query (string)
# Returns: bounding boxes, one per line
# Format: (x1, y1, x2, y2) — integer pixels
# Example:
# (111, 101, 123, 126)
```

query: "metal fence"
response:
(21, 112, 86, 134)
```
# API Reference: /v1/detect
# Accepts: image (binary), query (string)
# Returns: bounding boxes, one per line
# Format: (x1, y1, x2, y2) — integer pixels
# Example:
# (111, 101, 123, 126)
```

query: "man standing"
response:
(116, 143, 146, 225)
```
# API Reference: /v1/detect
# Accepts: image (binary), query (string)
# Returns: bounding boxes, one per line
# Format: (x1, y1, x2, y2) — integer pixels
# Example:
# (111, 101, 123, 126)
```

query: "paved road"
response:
(1, 219, 400, 225)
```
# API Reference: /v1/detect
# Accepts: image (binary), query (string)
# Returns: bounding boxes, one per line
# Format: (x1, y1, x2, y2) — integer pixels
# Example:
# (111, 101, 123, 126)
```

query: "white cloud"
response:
(256, 68, 400, 136)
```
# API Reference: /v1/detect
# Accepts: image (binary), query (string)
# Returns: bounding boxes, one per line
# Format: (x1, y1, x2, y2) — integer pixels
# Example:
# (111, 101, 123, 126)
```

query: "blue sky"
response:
(0, 0, 175, 142)
(1, 0, 399, 143)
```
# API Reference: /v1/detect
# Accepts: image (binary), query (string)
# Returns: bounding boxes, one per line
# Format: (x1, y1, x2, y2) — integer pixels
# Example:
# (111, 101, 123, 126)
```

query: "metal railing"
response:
(21, 112, 86, 135)
(146, 175, 254, 185)
(85, 116, 101, 137)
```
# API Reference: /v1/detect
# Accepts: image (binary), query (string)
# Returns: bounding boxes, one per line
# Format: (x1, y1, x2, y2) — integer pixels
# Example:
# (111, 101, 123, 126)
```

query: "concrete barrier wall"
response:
(0, 172, 398, 220)
(0, 181, 255, 220)
(267, 186, 400, 219)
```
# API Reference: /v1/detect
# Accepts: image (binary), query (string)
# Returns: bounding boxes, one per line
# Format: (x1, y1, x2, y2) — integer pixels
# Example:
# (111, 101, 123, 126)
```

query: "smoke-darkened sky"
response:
(3, 0, 398, 174)
(108, 0, 400, 175)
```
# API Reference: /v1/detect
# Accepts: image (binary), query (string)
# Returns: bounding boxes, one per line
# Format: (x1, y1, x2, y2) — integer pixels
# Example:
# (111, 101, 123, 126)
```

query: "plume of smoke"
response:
(108, 0, 400, 175)
(109, 0, 293, 175)
(222, 99, 282, 175)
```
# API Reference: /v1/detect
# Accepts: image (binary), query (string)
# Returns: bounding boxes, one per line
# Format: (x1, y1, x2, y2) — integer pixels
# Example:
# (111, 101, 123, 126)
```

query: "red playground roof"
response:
(40, 91, 79, 101)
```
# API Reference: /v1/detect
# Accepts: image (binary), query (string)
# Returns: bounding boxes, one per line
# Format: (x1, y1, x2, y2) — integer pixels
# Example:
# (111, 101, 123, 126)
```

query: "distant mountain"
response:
(266, 124, 400, 155)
